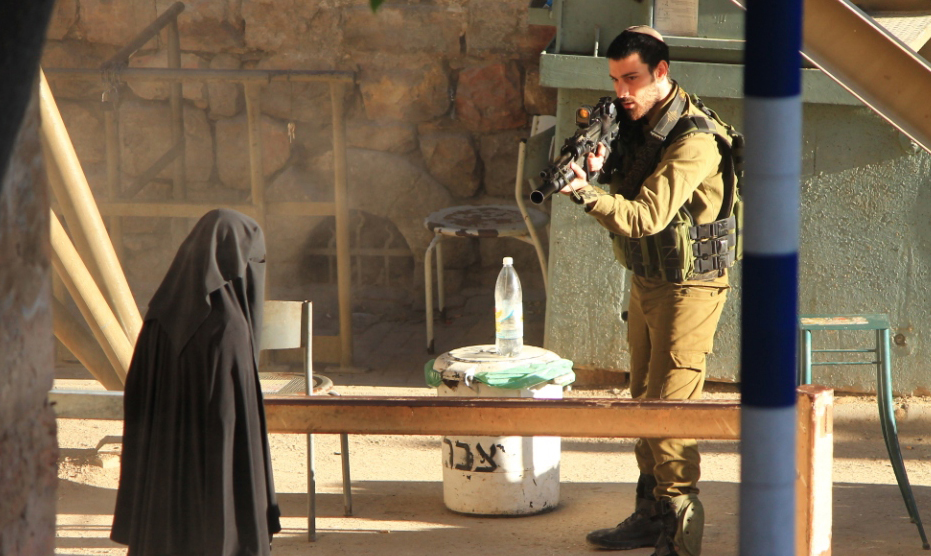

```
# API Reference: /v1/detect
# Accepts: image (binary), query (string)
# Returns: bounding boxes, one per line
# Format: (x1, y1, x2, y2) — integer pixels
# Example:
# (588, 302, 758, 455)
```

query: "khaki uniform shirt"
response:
(582, 83, 729, 286)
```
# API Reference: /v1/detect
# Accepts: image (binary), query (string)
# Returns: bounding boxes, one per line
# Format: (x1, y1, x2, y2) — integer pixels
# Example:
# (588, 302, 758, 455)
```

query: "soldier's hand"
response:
(558, 161, 590, 196)
(586, 143, 607, 174)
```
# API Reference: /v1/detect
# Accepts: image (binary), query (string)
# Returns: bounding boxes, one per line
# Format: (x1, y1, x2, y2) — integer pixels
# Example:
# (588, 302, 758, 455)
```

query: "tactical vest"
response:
(609, 92, 743, 283)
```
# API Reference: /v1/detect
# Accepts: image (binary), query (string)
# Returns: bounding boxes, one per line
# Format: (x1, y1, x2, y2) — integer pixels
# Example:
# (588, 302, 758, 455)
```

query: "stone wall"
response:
(0, 101, 57, 555)
(42, 0, 557, 316)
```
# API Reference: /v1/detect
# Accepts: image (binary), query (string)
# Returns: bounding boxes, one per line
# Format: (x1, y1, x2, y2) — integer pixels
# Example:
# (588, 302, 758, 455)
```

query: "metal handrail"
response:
(46, 67, 356, 84)
(45, 1, 359, 371)
(101, 1, 186, 71)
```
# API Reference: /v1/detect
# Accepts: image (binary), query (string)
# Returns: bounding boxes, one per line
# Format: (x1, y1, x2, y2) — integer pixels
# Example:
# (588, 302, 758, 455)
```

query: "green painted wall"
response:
(544, 86, 931, 394)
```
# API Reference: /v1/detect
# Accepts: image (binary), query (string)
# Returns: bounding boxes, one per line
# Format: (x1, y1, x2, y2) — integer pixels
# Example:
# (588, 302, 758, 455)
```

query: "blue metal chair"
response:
(798, 313, 929, 549)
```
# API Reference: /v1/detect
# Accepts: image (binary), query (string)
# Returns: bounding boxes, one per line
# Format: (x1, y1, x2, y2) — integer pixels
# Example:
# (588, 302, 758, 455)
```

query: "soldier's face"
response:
(609, 54, 668, 121)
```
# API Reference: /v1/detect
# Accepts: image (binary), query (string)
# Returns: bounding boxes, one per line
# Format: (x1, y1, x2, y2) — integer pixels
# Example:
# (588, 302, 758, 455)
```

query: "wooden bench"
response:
(50, 385, 833, 555)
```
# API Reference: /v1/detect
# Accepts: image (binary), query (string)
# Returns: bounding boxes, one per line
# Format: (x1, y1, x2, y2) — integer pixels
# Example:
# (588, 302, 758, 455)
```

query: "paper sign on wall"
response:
(654, 0, 699, 37)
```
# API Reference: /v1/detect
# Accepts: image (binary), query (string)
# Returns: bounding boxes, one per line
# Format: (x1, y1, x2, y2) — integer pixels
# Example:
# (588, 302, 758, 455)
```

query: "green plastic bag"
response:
(424, 358, 575, 390)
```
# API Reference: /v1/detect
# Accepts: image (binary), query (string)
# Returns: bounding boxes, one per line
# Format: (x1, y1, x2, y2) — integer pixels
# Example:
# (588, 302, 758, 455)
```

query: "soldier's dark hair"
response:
(605, 30, 670, 73)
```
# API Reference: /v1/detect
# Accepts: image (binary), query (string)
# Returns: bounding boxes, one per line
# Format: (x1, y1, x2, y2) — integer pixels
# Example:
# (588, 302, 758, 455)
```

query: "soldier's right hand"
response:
(586, 143, 608, 174)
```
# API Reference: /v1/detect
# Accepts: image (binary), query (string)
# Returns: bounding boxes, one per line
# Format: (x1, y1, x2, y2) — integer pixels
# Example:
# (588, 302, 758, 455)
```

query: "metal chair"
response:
(798, 313, 929, 549)
(261, 300, 352, 541)
(424, 117, 556, 353)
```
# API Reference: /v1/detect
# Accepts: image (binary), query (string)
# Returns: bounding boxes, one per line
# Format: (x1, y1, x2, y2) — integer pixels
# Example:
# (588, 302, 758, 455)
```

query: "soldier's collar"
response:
(645, 81, 687, 142)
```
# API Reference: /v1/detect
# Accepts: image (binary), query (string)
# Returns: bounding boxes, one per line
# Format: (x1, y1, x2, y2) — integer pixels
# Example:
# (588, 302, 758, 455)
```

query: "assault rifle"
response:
(529, 96, 619, 204)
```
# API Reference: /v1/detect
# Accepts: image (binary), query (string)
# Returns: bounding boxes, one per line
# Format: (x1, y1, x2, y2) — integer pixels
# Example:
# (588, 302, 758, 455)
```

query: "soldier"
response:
(559, 26, 741, 556)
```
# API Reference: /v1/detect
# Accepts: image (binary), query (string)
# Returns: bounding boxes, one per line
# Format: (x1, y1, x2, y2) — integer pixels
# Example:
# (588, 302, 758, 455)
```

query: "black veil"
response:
(112, 208, 280, 556)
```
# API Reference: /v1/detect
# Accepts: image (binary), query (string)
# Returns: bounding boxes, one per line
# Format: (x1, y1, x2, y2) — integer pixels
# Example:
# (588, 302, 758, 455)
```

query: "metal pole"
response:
(50, 210, 133, 383)
(302, 301, 316, 541)
(101, 1, 186, 69)
(167, 19, 185, 200)
(45, 67, 356, 84)
(43, 154, 109, 298)
(739, 1, 802, 554)
(340, 434, 353, 516)
(52, 297, 124, 391)
(331, 82, 353, 368)
(166, 18, 187, 252)
(102, 93, 124, 263)
(39, 70, 142, 343)
(244, 83, 265, 225)
(513, 139, 548, 294)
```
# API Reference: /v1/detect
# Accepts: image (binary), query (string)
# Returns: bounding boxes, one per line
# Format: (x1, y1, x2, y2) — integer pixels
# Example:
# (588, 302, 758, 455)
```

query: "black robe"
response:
(112, 209, 281, 556)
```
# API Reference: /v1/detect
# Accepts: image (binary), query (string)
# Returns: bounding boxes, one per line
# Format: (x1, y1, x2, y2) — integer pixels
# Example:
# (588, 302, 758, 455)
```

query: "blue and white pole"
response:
(740, 1, 803, 555)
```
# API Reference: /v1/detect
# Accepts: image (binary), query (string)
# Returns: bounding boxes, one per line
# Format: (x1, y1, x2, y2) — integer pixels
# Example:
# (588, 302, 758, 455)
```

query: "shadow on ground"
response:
(55, 475, 931, 555)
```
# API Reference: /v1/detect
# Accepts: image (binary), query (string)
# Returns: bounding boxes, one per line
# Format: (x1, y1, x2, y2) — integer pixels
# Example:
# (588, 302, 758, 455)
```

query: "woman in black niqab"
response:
(111, 209, 281, 556)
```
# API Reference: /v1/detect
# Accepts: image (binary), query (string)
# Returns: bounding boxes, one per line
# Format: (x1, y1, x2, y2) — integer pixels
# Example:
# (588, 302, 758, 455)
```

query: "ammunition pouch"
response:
(615, 210, 739, 283)
(611, 96, 743, 283)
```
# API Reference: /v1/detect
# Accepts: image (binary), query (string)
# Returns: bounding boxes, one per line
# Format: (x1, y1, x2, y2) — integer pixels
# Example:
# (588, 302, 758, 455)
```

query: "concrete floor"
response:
(53, 286, 931, 555)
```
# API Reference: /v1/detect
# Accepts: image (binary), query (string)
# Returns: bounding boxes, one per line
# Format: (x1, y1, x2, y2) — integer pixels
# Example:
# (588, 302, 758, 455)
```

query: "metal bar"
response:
(244, 83, 265, 227)
(123, 141, 183, 199)
(305, 247, 412, 257)
(436, 240, 445, 320)
(104, 101, 121, 198)
(802, 329, 813, 385)
(514, 139, 549, 295)
(877, 328, 930, 548)
(45, 67, 356, 84)
(331, 82, 353, 368)
(851, 0, 931, 12)
(167, 19, 185, 202)
(809, 361, 877, 366)
(50, 211, 133, 383)
(99, 202, 260, 218)
(102, 2, 186, 69)
(811, 348, 876, 353)
(98, 200, 340, 219)
(44, 158, 110, 298)
(301, 301, 315, 542)
(261, 396, 743, 439)
(50, 391, 742, 439)
(340, 433, 353, 516)
(39, 71, 143, 342)
(103, 99, 123, 263)
(424, 235, 441, 354)
(52, 297, 124, 391)
(730, 0, 931, 153)
(165, 18, 188, 254)
(266, 201, 336, 216)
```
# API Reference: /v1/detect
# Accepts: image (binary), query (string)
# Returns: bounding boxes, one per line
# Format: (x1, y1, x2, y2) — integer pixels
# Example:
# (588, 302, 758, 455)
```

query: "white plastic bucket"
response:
(433, 345, 569, 515)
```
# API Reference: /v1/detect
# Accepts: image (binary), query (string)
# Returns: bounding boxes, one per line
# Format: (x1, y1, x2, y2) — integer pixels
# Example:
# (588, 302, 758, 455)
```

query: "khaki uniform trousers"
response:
(627, 274, 728, 499)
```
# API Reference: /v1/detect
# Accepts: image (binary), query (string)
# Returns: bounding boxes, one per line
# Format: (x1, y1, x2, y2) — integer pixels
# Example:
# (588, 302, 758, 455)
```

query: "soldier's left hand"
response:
(558, 161, 591, 196)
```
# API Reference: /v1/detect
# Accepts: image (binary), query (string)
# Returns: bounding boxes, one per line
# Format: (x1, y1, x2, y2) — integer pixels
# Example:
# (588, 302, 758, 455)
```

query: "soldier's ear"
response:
(653, 60, 669, 81)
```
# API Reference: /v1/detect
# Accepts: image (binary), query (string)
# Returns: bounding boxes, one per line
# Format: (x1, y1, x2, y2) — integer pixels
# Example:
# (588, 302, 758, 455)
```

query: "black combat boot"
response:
(586, 474, 663, 550)
(652, 494, 704, 556)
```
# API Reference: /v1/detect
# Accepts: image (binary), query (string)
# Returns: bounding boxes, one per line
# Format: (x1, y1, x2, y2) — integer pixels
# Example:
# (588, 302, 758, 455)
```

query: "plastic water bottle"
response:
(495, 257, 523, 356)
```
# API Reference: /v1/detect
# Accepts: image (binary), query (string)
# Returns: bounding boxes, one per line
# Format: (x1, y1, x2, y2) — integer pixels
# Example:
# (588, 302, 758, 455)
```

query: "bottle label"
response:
(495, 306, 523, 339)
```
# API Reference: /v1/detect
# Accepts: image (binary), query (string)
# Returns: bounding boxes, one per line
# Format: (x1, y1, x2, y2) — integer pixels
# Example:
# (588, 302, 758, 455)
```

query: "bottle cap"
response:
(503, 257, 513, 265)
